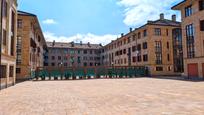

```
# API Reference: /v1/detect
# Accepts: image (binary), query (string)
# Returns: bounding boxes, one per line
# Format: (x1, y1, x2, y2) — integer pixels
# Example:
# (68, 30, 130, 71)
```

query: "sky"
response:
(18, 0, 182, 45)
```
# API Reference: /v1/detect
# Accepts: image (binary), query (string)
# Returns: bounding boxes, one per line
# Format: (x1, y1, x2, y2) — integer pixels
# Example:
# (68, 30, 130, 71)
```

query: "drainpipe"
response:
(0, 0, 3, 90)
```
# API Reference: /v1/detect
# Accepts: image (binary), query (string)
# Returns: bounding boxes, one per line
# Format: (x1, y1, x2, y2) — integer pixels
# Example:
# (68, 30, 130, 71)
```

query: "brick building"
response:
(16, 11, 47, 80)
(172, 0, 204, 78)
(44, 41, 102, 67)
(0, 0, 17, 89)
(100, 14, 183, 76)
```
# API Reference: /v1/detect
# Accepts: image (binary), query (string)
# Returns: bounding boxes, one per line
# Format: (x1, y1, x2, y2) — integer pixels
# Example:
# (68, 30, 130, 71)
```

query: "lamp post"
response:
(0, 0, 3, 90)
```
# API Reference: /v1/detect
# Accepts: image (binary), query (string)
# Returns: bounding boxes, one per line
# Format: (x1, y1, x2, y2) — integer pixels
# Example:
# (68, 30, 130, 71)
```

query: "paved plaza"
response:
(0, 78, 204, 115)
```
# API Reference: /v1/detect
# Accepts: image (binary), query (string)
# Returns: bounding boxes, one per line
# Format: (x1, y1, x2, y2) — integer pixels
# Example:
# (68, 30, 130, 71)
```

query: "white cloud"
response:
(117, 0, 181, 26)
(42, 19, 57, 25)
(44, 31, 118, 45)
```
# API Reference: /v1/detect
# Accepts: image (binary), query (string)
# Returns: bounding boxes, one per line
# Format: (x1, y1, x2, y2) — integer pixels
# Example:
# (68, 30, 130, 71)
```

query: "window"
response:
(167, 42, 169, 49)
(185, 5, 192, 17)
(156, 67, 163, 71)
(83, 57, 87, 60)
(155, 41, 162, 64)
(90, 50, 93, 54)
(138, 32, 141, 39)
(123, 39, 126, 44)
(58, 56, 61, 60)
(78, 50, 81, 54)
(84, 50, 87, 54)
(10, 11, 15, 56)
(124, 58, 127, 64)
(16, 36, 22, 65)
(78, 57, 81, 63)
(90, 57, 93, 60)
(44, 63, 48, 66)
(143, 55, 148, 62)
(51, 63, 55, 66)
(132, 57, 136, 62)
(132, 46, 136, 52)
(38, 36, 41, 42)
(123, 49, 126, 54)
(155, 28, 161, 36)
(9, 66, 14, 77)
(156, 53, 162, 64)
(200, 20, 204, 31)
(17, 19, 23, 28)
(128, 37, 131, 43)
(64, 56, 67, 60)
(0, 65, 7, 78)
(137, 44, 141, 51)
(84, 62, 87, 66)
(143, 42, 147, 49)
(155, 41, 162, 53)
(16, 68, 21, 74)
(199, 0, 204, 11)
(3, 0, 7, 17)
(167, 54, 170, 61)
(132, 34, 136, 41)
(166, 29, 169, 36)
(3, 29, 6, 45)
(52, 56, 55, 60)
(137, 55, 142, 62)
(168, 66, 171, 71)
(186, 24, 195, 58)
(64, 63, 68, 67)
(143, 30, 147, 37)
(90, 63, 93, 66)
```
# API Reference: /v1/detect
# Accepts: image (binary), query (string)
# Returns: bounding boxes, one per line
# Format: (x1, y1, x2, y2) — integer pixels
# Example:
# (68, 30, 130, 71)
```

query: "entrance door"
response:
(188, 63, 198, 77)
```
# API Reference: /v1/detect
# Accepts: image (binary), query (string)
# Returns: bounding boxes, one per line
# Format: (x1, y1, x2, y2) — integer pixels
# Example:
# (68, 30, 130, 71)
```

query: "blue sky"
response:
(18, 0, 182, 45)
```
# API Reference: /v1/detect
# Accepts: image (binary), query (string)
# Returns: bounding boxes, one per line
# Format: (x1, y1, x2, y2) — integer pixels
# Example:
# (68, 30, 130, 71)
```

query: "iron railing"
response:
(32, 66, 149, 81)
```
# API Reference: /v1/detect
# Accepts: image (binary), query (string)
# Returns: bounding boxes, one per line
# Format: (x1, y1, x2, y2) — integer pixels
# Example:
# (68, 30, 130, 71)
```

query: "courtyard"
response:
(0, 78, 204, 115)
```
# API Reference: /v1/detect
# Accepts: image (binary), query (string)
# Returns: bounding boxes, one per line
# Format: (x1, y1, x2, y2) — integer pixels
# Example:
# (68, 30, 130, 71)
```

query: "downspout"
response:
(0, 0, 3, 90)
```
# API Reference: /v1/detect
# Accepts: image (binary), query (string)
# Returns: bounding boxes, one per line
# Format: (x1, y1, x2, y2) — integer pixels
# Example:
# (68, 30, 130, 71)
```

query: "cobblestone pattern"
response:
(0, 78, 204, 115)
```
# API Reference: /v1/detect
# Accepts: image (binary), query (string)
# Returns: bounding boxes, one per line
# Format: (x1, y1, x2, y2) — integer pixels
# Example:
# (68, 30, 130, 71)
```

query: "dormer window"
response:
(38, 36, 41, 42)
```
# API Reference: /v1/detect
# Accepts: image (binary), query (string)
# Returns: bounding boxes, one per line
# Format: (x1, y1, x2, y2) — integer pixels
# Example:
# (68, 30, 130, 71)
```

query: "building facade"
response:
(0, 0, 17, 89)
(44, 41, 102, 68)
(16, 11, 47, 80)
(100, 14, 183, 76)
(172, 0, 204, 78)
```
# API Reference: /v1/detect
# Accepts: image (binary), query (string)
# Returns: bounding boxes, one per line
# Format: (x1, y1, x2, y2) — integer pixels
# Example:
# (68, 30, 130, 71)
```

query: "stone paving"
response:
(0, 78, 204, 115)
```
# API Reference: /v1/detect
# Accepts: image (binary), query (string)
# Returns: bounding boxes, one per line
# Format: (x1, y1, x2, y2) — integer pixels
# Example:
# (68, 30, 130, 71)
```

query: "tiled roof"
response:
(46, 42, 103, 49)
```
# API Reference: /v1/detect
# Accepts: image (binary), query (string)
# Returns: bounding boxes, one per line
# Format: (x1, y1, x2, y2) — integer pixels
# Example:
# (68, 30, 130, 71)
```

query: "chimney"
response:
(121, 33, 124, 37)
(80, 41, 82, 45)
(52, 40, 55, 47)
(88, 42, 91, 47)
(172, 14, 176, 22)
(129, 28, 132, 32)
(71, 41, 74, 47)
(147, 20, 153, 24)
(160, 13, 164, 20)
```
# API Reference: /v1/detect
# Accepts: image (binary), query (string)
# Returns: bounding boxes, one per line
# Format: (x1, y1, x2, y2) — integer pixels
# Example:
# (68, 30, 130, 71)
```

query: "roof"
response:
(105, 18, 181, 47)
(171, 0, 186, 10)
(147, 19, 181, 27)
(17, 10, 37, 17)
(46, 42, 103, 49)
